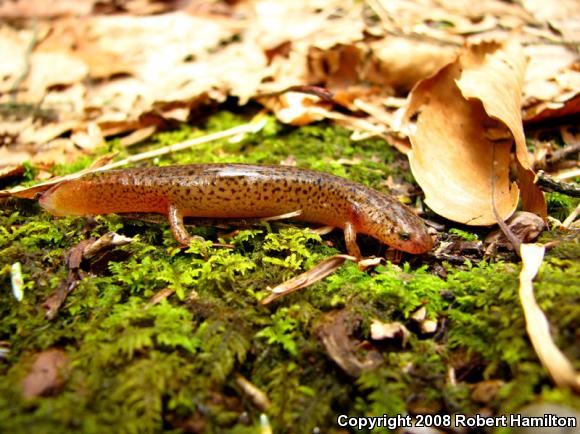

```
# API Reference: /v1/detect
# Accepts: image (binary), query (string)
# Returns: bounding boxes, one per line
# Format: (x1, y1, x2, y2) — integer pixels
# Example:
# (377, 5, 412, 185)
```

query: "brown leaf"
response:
(44, 232, 132, 319)
(22, 349, 69, 399)
(0, 164, 24, 181)
(0, 0, 93, 18)
(403, 36, 545, 225)
(316, 310, 382, 377)
(261, 254, 355, 305)
(367, 37, 457, 92)
(470, 379, 504, 404)
(119, 126, 157, 147)
(485, 211, 545, 251)
(24, 51, 88, 101)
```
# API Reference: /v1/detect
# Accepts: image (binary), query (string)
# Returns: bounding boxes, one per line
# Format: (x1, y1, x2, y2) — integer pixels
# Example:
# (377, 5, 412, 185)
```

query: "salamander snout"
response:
(393, 222, 433, 254)
(356, 197, 434, 254)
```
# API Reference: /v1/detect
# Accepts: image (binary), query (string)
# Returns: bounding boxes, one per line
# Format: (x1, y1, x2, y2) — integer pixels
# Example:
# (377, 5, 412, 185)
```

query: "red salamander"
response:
(39, 164, 433, 257)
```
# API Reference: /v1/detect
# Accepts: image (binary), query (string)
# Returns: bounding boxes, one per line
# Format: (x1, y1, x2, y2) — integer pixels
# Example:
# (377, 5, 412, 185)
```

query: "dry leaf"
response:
(519, 243, 580, 392)
(521, 0, 580, 41)
(22, 349, 69, 398)
(370, 319, 410, 346)
(403, 36, 545, 225)
(367, 37, 457, 92)
(0, 0, 93, 18)
(235, 375, 271, 412)
(484, 211, 545, 252)
(522, 43, 580, 122)
(82, 232, 133, 260)
(0, 164, 24, 181)
(470, 379, 504, 404)
(148, 287, 176, 306)
(118, 125, 157, 147)
(261, 254, 355, 305)
(1, 0, 577, 173)
(316, 310, 382, 377)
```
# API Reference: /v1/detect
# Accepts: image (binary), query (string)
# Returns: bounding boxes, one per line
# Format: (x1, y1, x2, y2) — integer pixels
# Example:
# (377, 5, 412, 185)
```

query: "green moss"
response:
(449, 228, 479, 242)
(1, 113, 579, 433)
(546, 192, 579, 222)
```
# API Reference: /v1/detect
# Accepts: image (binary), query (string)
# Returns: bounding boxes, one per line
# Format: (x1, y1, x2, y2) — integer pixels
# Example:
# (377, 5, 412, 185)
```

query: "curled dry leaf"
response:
(522, 44, 580, 122)
(484, 211, 545, 253)
(403, 35, 546, 225)
(0, 164, 24, 181)
(316, 310, 382, 377)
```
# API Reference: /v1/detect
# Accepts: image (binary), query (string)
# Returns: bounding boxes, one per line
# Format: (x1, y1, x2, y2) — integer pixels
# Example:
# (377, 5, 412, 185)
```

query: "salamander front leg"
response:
(344, 221, 361, 260)
(168, 204, 204, 246)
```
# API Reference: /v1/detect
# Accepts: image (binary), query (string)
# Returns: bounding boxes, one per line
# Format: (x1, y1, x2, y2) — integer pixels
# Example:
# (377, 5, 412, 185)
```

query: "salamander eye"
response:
(397, 230, 410, 240)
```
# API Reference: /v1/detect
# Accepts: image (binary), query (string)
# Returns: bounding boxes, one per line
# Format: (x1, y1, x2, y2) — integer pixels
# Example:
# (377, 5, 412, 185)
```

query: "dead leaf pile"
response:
(1, 0, 579, 230)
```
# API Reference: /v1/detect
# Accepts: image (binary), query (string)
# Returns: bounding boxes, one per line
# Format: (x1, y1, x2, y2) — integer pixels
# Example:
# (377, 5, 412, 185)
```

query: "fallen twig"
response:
(562, 203, 580, 229)
(535, 170, 580, 197)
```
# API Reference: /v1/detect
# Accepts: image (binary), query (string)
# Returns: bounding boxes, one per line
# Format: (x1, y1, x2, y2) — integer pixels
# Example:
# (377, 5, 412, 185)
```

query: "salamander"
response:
(39, 164, 433, 257)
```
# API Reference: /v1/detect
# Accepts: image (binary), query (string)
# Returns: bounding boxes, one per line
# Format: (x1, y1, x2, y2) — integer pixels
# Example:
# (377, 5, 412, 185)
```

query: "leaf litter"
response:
(0, 0, 579, 431)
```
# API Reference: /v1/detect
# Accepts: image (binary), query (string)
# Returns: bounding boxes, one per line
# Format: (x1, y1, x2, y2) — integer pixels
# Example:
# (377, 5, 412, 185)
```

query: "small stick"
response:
(547, 142, 580, 165)
(491, 143, 522, 255)
(562, 203, 580, 229)
(535, 170, 580, 197)
(256, 85, 334, 102)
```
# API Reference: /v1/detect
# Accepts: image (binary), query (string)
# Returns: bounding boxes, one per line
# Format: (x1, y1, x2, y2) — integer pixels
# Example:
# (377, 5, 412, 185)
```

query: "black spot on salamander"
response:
(218, 187, 226, 193)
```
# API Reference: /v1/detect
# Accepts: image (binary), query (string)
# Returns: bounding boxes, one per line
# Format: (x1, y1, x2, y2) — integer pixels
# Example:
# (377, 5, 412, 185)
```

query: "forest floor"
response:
(0, 110, 579, 433)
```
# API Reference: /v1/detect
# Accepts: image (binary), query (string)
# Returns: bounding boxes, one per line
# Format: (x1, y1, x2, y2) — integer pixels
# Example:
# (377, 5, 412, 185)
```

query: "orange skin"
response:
(39, 164, 433, 257)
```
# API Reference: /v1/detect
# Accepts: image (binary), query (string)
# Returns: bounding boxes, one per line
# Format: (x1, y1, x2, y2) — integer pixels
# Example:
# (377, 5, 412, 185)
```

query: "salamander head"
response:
(354, 194, 433, 254)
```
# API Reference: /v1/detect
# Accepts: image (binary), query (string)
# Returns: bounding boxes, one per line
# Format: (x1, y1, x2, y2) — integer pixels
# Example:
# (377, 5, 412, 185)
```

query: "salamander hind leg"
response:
(344, 221, 361, 260)
(168, 203, 204, 246)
